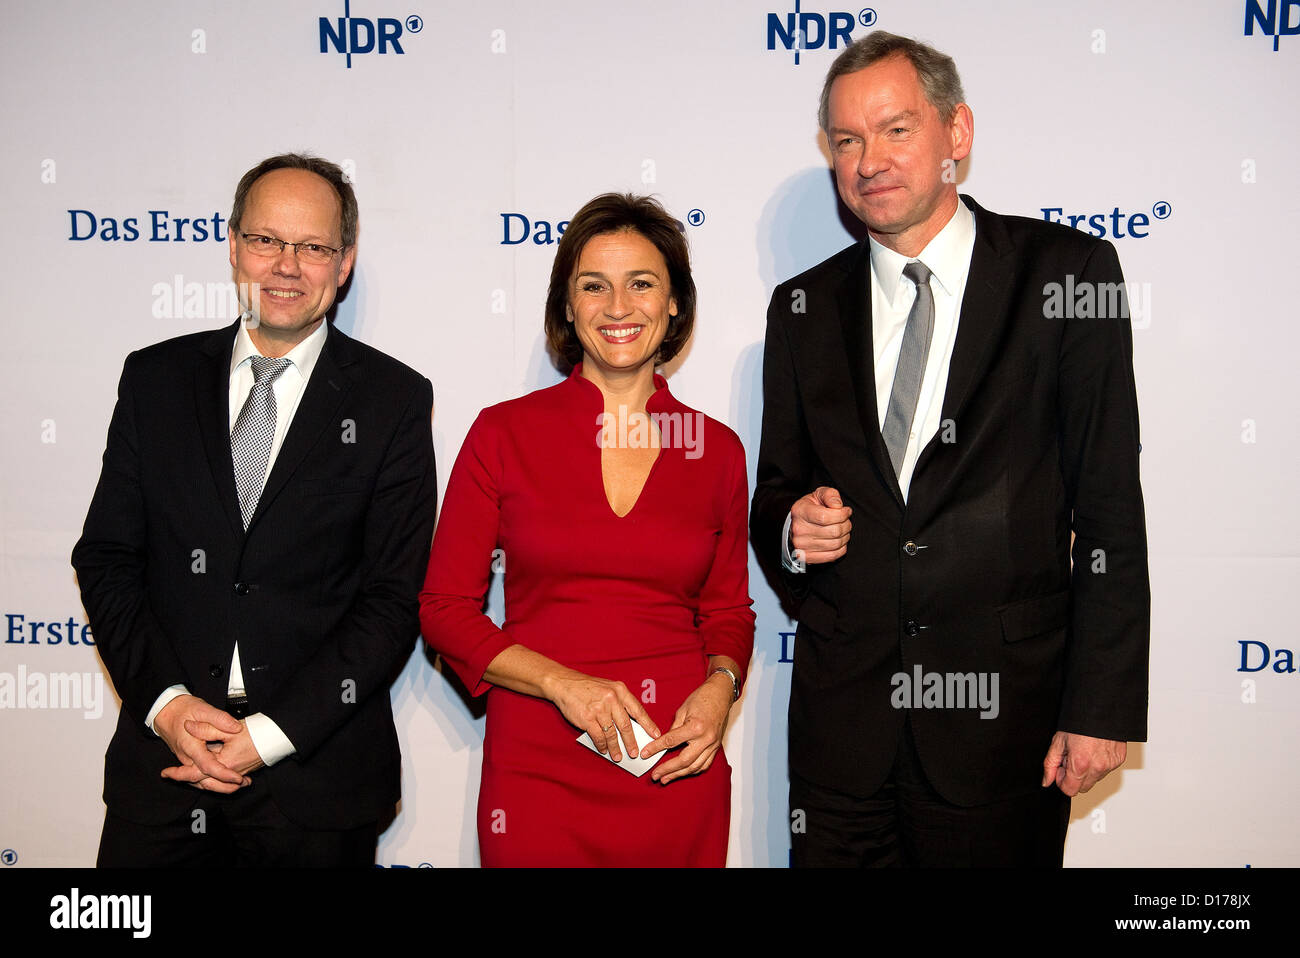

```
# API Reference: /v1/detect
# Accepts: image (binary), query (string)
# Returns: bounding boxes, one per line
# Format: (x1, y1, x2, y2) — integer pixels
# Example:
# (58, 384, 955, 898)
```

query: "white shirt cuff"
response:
(146, 685, 190, 734)
(781, 511, 806, 574)
(244, 712, 295, 767)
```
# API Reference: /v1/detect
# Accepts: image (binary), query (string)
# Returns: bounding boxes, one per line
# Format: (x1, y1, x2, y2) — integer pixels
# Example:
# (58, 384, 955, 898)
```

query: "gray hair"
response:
(818, 30, 966, 130)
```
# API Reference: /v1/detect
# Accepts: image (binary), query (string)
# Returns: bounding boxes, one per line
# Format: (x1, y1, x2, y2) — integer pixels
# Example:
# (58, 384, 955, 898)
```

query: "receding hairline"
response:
(242, 168, 347, 243)
(230, 153, 358, 249)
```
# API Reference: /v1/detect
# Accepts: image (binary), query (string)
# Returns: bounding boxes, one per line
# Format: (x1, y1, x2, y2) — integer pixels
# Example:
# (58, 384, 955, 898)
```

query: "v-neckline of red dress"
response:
(605, 446, 663, 520)
(566, 363, 674, 521)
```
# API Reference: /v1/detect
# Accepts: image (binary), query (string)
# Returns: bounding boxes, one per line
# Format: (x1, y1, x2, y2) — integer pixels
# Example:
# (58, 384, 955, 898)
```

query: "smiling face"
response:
(826, 54, 972, 257)
(228, 167, 356, 356)
(567, 229, 678, 381)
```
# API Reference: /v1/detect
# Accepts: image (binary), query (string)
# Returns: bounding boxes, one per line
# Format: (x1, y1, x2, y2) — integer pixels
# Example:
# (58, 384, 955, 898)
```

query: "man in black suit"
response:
(751, 32, 1149, 866)
(72, 154, 437, 866)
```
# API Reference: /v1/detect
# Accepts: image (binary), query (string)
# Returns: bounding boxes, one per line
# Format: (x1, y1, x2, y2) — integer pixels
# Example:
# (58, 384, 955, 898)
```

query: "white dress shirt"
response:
(145, 319, 330, 766)
(783, 198, 977, 571)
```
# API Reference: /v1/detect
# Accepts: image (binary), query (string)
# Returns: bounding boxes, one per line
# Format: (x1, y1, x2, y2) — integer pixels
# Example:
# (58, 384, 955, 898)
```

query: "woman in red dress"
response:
(420, 194, 755, 867)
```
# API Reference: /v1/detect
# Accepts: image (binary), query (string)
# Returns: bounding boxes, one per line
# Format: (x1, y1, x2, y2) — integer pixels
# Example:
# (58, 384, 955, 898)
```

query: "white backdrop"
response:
(1, 0, 1296, 867)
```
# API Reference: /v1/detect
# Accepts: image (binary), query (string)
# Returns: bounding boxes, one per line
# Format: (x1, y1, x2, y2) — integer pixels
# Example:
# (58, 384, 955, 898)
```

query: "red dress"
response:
(420, 367, 755, 867)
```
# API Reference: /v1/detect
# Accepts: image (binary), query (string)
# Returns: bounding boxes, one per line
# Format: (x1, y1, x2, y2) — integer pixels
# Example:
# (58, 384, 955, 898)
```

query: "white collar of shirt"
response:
(868, 197, 975, 303)
(229, 317, 329, 384)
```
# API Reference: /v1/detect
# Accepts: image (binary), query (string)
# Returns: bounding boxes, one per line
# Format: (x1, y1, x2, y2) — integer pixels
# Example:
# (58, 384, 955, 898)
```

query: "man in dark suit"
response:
(751, 32, 1149, 866)
(72, 154, 437, 866)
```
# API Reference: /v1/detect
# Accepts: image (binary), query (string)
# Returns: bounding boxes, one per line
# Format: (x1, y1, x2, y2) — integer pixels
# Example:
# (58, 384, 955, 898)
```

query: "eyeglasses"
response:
(240, 232, 343, 265)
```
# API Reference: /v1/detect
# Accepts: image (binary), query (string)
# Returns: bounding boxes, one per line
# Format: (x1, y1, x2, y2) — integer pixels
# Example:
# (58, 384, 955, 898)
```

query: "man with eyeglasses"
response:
(72, 153, 437, 866)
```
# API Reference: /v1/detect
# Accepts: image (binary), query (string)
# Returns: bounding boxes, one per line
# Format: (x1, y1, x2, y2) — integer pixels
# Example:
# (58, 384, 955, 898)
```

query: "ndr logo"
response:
(767, 5, 877, 64)
(1245, 0, 1299, 50)
(319, 0, 423, 68)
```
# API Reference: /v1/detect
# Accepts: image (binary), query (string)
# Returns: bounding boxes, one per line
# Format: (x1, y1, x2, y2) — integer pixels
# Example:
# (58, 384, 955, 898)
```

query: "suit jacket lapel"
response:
(196, 322, 244, 536)
(832, 242, 905, 510)
(247, 323, 357, 530)
(913, 196, 1018, 481)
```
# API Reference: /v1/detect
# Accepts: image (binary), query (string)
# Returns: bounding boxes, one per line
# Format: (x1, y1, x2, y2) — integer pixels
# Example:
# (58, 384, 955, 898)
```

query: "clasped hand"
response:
(545, 669, 734, 785)
(791, 486, 852, 564)
(155, 694, 264, 793)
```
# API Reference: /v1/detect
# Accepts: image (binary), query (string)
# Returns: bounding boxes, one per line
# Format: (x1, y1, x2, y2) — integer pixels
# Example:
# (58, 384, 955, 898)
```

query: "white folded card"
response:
(576, 718, 665, 777)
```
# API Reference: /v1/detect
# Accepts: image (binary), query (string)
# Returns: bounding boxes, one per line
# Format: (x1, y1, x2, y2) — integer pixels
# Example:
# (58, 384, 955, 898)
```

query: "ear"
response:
(336, 245, 357, 287)
(948, 103, 974, 164)
(669, 294, 678, 318)
(229, 230, 239, 270)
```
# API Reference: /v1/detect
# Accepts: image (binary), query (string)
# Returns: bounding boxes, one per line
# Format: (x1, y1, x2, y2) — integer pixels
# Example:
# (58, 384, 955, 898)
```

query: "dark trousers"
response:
(790, 720, 1070, 867)
(97, 780, 377, 868)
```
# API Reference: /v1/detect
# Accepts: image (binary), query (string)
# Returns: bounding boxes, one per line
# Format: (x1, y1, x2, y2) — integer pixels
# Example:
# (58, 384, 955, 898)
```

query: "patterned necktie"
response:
(882, 260, 935, 478)
(231, 356, 291, 528)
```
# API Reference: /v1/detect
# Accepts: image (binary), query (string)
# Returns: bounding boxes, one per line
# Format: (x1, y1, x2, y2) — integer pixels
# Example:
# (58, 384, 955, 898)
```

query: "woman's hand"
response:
(542, 669, 663, 763)
(640, 670, 734, 784)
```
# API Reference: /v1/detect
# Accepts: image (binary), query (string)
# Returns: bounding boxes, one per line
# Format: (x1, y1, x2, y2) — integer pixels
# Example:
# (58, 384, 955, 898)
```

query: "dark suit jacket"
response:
(72, 320, 437, 829)
(751, 195, 1149, 806)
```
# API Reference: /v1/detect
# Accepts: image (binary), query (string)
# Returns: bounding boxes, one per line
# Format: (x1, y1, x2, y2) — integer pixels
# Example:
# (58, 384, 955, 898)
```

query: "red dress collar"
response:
(565, 362, 677, 415)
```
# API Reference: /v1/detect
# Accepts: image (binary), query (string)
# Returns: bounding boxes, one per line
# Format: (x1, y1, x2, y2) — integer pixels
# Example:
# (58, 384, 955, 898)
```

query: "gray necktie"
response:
(231, 356, 291, 528)
(882, 261, 935, 477)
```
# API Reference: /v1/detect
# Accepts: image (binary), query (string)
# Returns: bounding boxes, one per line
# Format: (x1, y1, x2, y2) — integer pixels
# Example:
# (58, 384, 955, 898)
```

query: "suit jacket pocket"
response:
(998, 590, 1069, 643)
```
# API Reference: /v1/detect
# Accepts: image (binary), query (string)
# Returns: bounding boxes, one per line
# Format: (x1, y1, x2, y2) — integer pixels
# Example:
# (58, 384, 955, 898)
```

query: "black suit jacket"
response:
(72, 321, 436, 829)
(751, 195, 1149, 806)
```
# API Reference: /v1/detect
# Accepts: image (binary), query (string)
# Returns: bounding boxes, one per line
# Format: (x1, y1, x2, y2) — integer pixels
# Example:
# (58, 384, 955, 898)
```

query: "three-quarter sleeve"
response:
(419, 409, 515, 696)
(695, 427, 756, 687)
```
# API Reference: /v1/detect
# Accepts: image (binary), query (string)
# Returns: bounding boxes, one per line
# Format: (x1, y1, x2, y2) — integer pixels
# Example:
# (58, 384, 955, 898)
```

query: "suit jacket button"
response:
(903, 541, 919, 556)
(208, 664, 224, 678)
(905, 620, 920, 637)
(234, 582, 249, 595)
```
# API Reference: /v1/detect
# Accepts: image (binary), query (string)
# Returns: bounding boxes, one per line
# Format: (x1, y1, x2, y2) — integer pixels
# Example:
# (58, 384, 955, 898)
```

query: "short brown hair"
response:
(230, 153, 358, 249)
(544, 193, 696, 369)
(819, 30, 966, 130)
